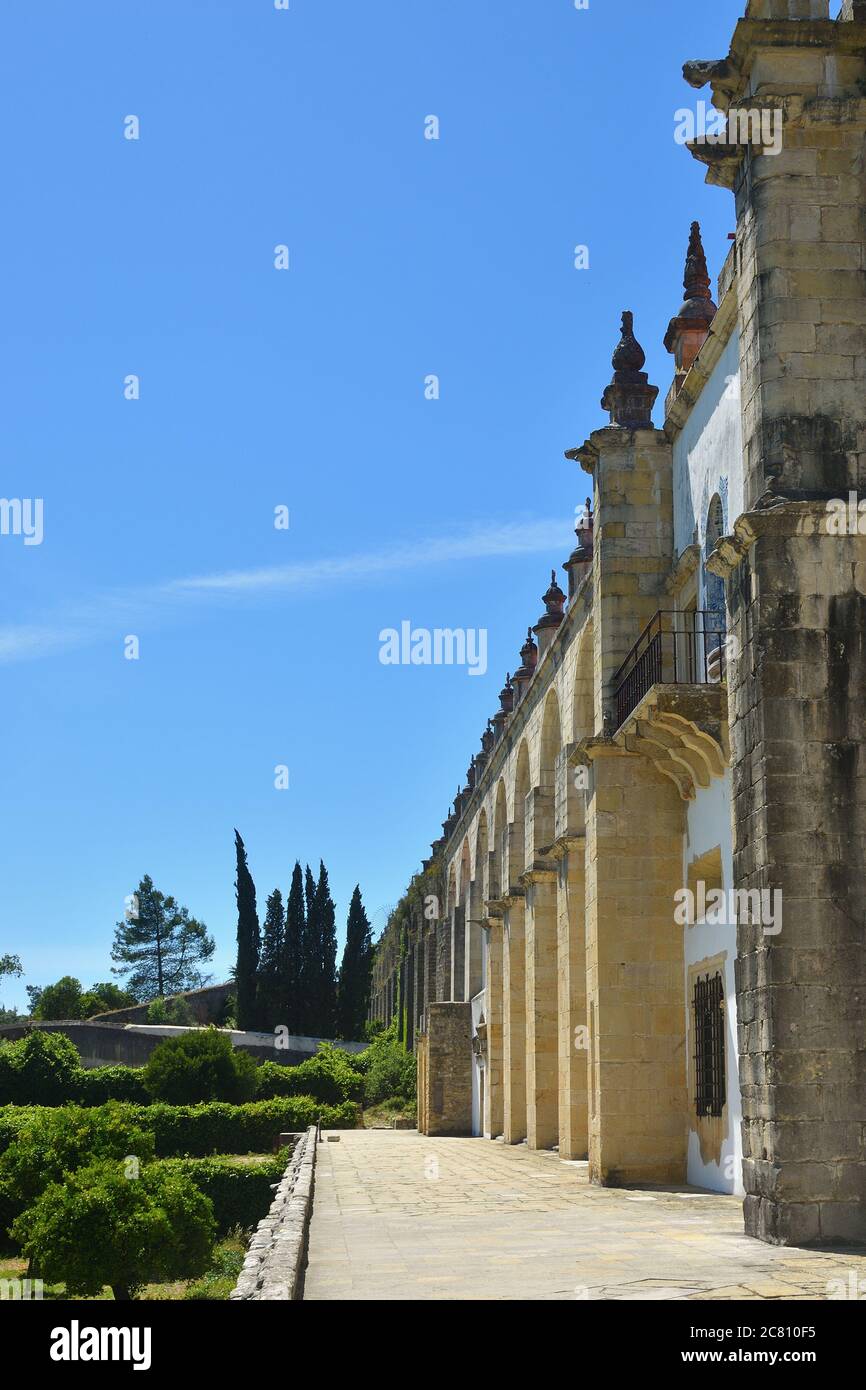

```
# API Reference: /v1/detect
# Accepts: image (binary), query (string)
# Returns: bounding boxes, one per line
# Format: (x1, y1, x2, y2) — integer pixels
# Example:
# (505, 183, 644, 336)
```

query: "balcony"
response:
(612, 610, 725, 733)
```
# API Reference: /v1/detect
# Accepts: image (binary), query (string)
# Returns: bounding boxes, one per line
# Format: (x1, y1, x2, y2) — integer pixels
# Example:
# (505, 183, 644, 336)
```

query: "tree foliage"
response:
(111, 875, 214, 1000)
(336, 886, 373, 1040)
(234, 831, 260, 1031)
(13, 1159, 215, 1300)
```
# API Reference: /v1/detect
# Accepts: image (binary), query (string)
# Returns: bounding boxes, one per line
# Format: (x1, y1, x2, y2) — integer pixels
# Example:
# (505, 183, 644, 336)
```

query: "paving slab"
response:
(303, 1130, 866, 1302)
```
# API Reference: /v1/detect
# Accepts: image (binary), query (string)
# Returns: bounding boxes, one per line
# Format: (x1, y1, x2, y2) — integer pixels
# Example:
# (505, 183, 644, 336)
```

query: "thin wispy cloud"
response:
(0, 519, 569, 665)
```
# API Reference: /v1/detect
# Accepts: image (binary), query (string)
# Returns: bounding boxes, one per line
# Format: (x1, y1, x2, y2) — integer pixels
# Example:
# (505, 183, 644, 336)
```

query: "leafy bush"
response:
(256, 1043, 363, 1105)
(0, 1102, 156, 1228)
(358, 1023, 416, 1106)
(0, 1031, 83, 1106)
(75, 1065, 149, 1106)
(159, 1155, 284, 1235)
(13, 1159, 215, 1300)
(142, 1097, 355, 1157)
(146, 995, 195, 1026)
(143, 1029, 257, 1105)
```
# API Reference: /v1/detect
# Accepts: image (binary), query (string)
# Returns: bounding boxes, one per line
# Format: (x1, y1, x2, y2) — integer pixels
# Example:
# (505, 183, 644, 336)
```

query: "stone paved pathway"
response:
(303, 1129, 866, 1301)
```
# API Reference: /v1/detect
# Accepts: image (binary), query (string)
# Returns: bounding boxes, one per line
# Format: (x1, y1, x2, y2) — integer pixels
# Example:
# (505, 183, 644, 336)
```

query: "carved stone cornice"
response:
(665, 543, 701, 596)
(549, 832, 585, 863)
(519, 863, 558, 887)
(706, 501, 835, 579)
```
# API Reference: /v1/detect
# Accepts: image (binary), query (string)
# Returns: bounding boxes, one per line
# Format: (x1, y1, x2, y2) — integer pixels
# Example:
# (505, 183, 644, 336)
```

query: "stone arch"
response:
(511, 740, 531, 886)
(475, 808, 489, 903)
(493, 779, 508, 900)
(537, 689, 562, 849)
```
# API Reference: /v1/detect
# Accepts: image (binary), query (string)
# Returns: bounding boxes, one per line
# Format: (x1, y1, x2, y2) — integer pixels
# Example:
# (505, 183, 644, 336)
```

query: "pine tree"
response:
(257, 889, 285, 1032)
(282, 862, 305, 1035)
(301, 864, 321, 1035)
(336, 885, 373, 1040)
(233, 831, 260, 1031)
(316, 861, 338, 1038)
(112, 874, 215, 1002)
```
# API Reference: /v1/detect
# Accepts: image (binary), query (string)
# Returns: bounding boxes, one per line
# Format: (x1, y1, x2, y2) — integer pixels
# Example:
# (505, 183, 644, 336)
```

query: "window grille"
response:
(694, 971, 726, 1117)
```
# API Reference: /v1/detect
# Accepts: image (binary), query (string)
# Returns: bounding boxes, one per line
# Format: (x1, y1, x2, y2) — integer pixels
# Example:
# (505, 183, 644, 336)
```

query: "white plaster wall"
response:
(683, 770, 744, 1196)
(673, 329, 744, 560)
(470, 989, 486, 1138)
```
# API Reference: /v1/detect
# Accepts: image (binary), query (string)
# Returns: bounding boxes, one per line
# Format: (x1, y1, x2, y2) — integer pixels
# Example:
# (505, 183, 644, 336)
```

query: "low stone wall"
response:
(230, 1125, 317, 1301)
(90, 981, 235, 1025)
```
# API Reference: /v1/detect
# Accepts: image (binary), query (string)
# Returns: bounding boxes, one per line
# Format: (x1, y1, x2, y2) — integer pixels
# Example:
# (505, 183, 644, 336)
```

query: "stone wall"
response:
(416, 1002, 472, 1136)
(90, 981, 234, 1025)
(230, 1127, 316, 1301)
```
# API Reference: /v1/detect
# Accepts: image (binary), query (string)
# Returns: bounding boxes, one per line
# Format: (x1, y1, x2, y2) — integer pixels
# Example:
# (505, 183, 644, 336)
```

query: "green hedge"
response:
(143, 1097, 356, 1156)
(255, 1045, 363, 1106)
(75, 1066, 149, 1105)
(0, 1096, 355, 1164)
(0, 1031, 366, 1110)
(0, 1032, 150, 1108)
(159, 1155, 285, 1235)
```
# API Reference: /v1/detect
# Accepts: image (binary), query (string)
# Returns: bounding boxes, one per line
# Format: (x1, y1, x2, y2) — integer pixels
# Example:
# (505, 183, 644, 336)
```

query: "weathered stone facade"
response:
(371, 0, 866, 1246)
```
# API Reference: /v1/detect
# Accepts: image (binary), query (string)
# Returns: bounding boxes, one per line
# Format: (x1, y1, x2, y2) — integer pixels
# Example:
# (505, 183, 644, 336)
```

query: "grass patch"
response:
(1, 1231, 250, 1302)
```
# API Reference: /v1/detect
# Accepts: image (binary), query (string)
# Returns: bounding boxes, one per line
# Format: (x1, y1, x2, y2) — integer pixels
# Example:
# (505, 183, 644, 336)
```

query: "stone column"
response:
(484, 918, 504, 1138)
(556, 843, 589, 1161)
(690, 3, 866, 1243)
(524, 870, 559, 1151)
(584, 744, 687, 1184)
(712, 509, 866, 1243)
(502, 897, 527, 1143)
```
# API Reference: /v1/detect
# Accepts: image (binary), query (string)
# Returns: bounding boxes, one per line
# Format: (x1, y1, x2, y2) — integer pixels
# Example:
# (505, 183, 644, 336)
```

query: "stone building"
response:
(371, 0, 866, 1246)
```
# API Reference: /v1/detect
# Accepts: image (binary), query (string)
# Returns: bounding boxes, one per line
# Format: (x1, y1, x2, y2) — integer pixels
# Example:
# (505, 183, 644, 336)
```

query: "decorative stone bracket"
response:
(615, 687, 728, 801)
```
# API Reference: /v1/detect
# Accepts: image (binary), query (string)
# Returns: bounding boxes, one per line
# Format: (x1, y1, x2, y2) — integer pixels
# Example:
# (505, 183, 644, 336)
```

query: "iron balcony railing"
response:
(612, 609, 726, 731)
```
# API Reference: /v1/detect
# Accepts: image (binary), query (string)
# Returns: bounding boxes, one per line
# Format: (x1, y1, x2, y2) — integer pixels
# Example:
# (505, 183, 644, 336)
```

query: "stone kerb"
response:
(230, 1125, 317, 1301)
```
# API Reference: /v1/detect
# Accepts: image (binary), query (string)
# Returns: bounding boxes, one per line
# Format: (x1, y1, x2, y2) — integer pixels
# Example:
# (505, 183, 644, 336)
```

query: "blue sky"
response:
(0, 0, 745, 1010)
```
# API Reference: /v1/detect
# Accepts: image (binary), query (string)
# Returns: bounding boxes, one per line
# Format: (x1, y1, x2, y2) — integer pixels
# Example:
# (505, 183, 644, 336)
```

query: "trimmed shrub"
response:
(13, 1159, 215, 1300)
(0, 1031, 82, 1106)
(256, 1043, 363, 1106)
(143, 1097, 355, 1157)
(143, 1029, 257, 1105)
(75, 1065, 149, 1106)
(159, 1155, 285, 1235)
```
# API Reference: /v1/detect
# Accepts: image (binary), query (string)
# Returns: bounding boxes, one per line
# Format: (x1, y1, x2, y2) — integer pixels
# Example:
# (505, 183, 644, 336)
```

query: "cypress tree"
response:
(257, 889, 285, 1032)
(301, 864, 320, 1035)
(233, 831, 260, 1031)
(316, 861, 338, 1038)
(282, 862, 305, 1035)
(337, 885, 373, 1040)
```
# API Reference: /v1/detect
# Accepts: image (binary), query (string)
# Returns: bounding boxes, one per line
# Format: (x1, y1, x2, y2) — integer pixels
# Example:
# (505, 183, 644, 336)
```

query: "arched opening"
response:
(538, 690, 562, 849)
(572, 623, 594, 745)
(453, 838, 471, 1002)
(511, 741, 531, 887)
(493, 780, 507, 900)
